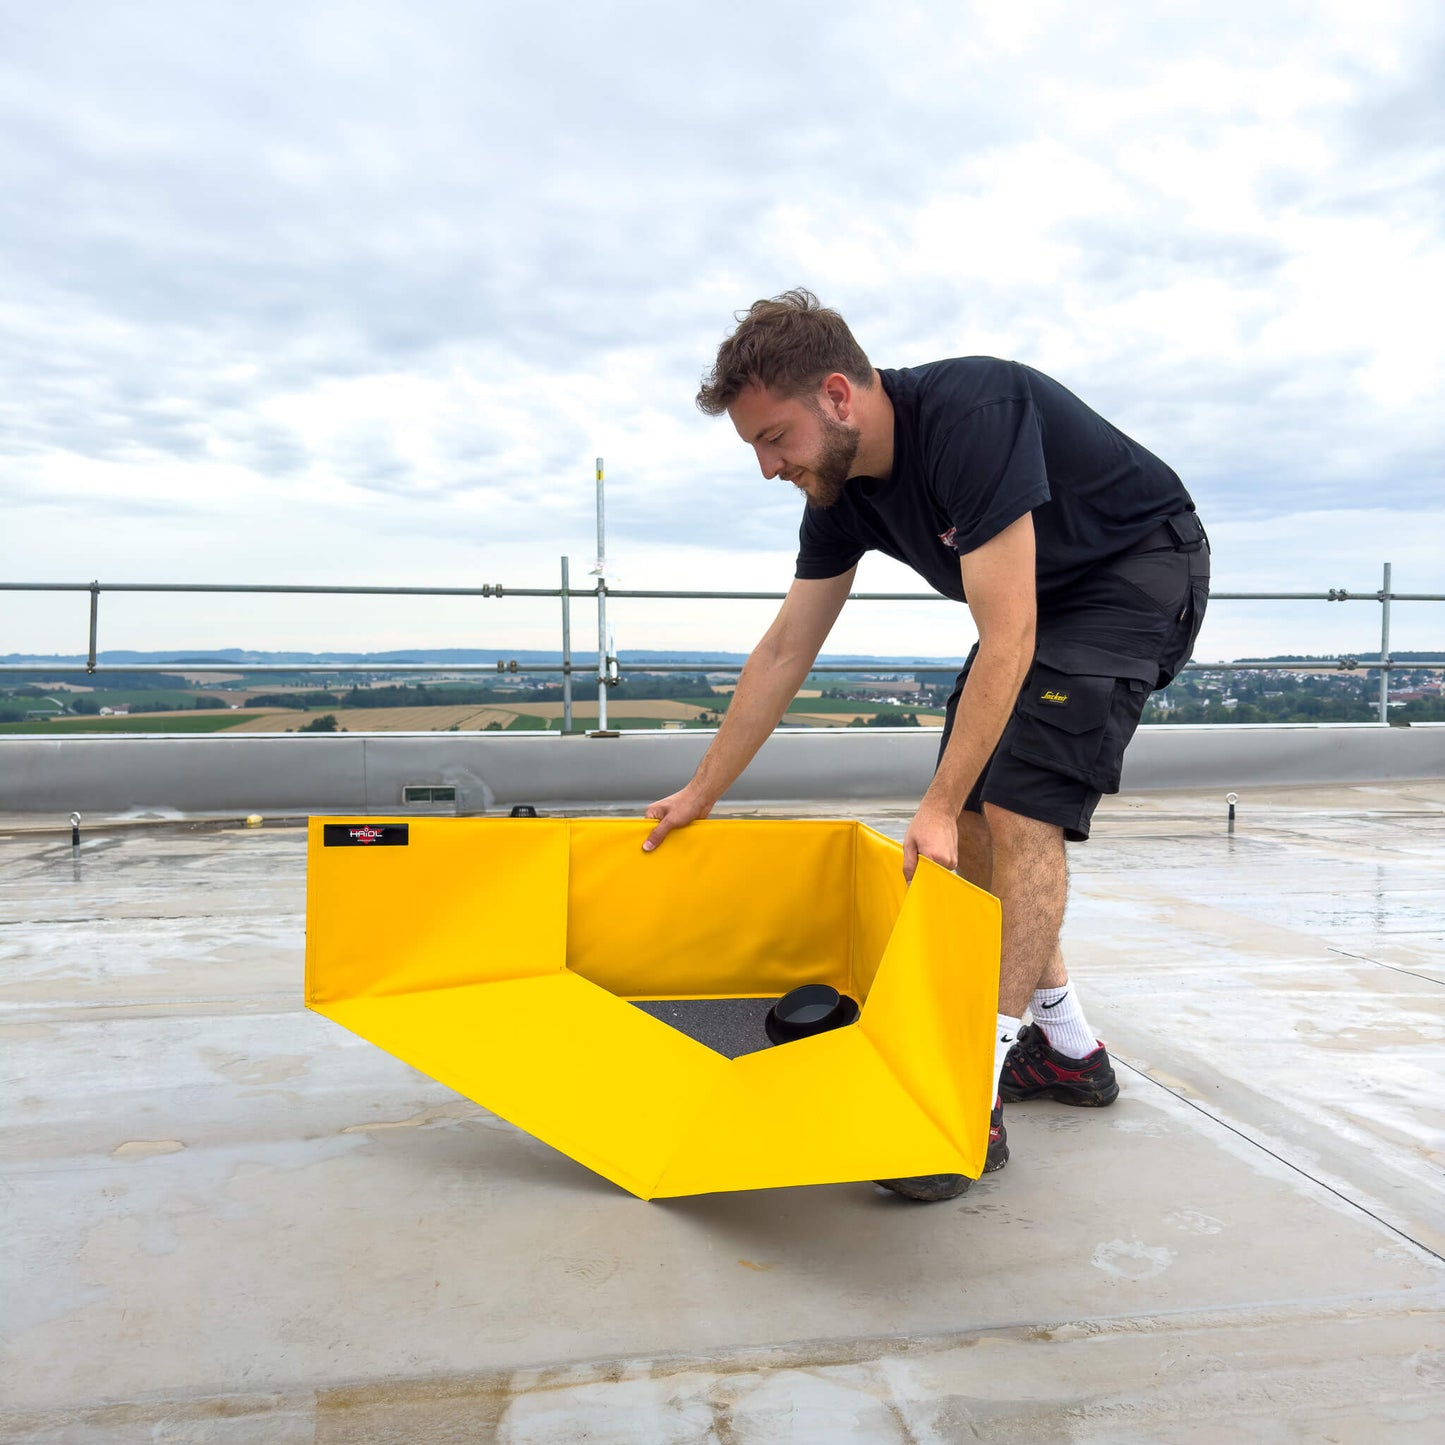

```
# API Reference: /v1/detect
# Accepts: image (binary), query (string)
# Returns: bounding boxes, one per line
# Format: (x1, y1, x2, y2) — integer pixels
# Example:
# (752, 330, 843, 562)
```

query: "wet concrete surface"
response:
(1, 782, 1442, 1442)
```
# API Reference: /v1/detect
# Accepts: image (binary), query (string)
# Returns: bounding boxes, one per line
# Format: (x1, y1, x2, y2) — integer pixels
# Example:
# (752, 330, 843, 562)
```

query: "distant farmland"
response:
(223, 705, 522, 733)
(786, 710, 944, 728)
(0, 688, 942, 734)
(221, 698, 721, 732)
(521, 700, 714, 721)
(0, 713, 269, 735)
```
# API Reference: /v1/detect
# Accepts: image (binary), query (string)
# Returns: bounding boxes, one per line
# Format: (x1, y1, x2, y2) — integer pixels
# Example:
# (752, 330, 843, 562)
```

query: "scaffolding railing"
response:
(2, 561, 1442, 727)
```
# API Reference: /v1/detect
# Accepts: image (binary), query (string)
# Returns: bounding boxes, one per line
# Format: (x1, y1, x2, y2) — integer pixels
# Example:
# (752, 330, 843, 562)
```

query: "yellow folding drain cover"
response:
(306, 817, 1001, 1199)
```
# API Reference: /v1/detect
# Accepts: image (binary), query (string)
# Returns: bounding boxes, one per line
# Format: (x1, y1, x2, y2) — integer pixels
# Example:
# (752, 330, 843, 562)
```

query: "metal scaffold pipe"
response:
(1379, 561, 1392, 725)
(594, 458, 608, 732)
(561, 555, 573, 734)
(596, 597, 609, 724)
(87, 582, 99, 673)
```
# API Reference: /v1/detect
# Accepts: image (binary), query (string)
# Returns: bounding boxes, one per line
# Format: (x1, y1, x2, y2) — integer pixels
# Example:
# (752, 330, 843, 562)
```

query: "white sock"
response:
(993, 1013, 1023, 1102)
(1030, 985, 1099, 1060)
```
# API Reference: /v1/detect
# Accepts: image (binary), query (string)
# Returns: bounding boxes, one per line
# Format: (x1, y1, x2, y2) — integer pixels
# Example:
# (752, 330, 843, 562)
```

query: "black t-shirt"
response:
(795, 358, 1195, 603)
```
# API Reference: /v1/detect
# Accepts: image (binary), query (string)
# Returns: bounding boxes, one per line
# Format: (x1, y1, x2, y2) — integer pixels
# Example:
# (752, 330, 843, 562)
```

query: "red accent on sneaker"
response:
(999, 1024, 1119, 1107)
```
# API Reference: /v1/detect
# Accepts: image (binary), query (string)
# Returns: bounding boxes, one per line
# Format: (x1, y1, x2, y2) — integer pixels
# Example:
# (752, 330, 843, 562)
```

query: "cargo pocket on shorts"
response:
(1156, 570, 1211, 688)
(1009, 646, 1159, 794)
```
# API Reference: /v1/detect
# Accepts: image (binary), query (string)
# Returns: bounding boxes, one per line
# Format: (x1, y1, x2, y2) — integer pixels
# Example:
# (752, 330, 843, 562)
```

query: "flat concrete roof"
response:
(2, 782, 1443, 1442)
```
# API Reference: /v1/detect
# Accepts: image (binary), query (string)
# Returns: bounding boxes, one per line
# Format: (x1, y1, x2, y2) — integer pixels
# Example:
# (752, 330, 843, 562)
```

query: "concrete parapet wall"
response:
(2, 723, 1442, 820)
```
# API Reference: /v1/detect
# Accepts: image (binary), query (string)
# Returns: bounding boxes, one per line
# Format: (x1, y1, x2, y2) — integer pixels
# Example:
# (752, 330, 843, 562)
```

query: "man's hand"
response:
(902, 801, 959, 882)
(642, 787, 713, 852)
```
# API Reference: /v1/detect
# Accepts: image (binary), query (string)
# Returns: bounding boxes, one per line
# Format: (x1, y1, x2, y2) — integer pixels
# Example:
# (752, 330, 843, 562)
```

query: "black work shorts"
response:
(938, 522, 1210, 842)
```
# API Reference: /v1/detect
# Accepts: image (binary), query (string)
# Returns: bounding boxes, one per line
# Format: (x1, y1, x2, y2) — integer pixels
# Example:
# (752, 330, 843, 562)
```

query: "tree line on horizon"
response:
(4, 666, 1443, 728)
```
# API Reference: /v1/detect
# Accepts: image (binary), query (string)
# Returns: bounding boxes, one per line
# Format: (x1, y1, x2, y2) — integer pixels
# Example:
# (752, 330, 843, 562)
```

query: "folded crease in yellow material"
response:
(306, 817, 1001, 1199)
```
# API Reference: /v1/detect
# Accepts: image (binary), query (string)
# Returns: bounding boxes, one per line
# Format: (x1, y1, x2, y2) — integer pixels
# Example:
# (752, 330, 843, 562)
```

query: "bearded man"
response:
(643, 288, 1209, 1201)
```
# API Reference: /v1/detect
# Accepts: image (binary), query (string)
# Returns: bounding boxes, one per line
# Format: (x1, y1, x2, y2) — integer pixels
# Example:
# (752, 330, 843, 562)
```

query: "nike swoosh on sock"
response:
(1040, 994, 1069, 1009)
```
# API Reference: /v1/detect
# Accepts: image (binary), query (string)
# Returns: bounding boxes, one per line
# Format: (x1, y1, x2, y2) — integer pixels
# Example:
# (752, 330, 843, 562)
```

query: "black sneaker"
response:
(999, 1023, 1119, 1106)
(876, 1101, 1008, 1201)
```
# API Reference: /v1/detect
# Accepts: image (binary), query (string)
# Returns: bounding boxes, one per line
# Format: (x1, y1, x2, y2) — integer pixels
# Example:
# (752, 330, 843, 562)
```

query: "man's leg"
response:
(985, 804, 1067, 1019)
(963, 528, 1209, 1117)
(959, 814, 1051, 1115)
(1037, 946, 1068, 990)
(981, 803, 1118, 1105)
(959, 808, 1072, 1011)
(955, 808, 992, 891)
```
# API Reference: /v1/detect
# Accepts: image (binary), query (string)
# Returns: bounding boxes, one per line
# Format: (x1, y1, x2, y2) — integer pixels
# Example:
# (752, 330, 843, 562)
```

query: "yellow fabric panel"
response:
(566, 819, 856, 1000)
(317, 972, 730, 1199)
(305, 818, 569, 1004)
(306, 817, 1002, 1198)
(859, 858, 1001, 1178)
(847, 824, 908, 1004)
(649, 1023, 967, 1198)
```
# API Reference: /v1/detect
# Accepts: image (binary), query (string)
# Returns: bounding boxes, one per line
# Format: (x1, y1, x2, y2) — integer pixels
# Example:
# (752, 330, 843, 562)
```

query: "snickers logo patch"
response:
(1038, 688, 1069, 706)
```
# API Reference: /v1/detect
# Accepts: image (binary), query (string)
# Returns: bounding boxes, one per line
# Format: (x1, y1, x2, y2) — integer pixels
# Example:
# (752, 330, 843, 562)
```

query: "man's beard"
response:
(801, 409, 860, 510)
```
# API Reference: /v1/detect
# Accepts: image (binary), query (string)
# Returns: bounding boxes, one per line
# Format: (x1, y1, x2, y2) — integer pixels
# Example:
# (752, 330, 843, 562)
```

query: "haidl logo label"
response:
(323, 824, 410, 847)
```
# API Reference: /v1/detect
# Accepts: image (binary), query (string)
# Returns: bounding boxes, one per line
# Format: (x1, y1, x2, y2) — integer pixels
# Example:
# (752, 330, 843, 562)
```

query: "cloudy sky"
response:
(2, 0, 1441, 667)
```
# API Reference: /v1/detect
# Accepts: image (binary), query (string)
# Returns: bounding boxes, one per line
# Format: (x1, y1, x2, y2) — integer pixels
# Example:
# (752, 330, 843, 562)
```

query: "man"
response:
(643, 289, 1209, 1201)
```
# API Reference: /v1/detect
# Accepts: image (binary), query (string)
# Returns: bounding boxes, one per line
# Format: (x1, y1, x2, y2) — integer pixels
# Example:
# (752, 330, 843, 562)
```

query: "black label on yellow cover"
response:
(324, 824, 410, 847)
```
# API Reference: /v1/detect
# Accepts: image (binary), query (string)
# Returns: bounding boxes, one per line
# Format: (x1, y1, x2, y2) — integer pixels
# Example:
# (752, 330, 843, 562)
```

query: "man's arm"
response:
(643, 568, 856, 850)
(902, 512, 1037, 880)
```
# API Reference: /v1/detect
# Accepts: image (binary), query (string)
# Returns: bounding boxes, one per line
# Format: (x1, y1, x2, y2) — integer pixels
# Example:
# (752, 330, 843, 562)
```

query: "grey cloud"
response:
(1335, 36, 1445, 167)
(327, 421, 412, 493)
(1083, 353, 1444, 519)
(231, 422, 311, 480)
(4, 473, 225, 520)
(1070, 226, 1292, 291)
(1, 0, 1442, 573)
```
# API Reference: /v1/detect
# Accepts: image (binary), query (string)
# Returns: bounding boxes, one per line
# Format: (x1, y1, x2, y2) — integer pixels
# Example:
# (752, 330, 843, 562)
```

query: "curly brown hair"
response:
(695, 287, 874, 416)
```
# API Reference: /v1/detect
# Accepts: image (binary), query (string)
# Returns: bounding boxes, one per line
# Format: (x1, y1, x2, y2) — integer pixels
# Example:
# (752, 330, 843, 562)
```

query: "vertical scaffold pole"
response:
(1379, 561, 1392, 725)
(560, 556, 573, 733)
(595, 458, 608, 731)
(87, 581, 100, 673)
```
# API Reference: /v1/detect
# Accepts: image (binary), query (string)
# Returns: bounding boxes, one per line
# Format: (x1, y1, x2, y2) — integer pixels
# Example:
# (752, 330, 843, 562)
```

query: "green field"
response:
(0, 698, 941, 735)
(593, 716, 715, 730)
(3, 688, 234, 709)
(0, 714, 264, 735)
(503, 716, 715, 732)
(0, 692, 942, 737)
